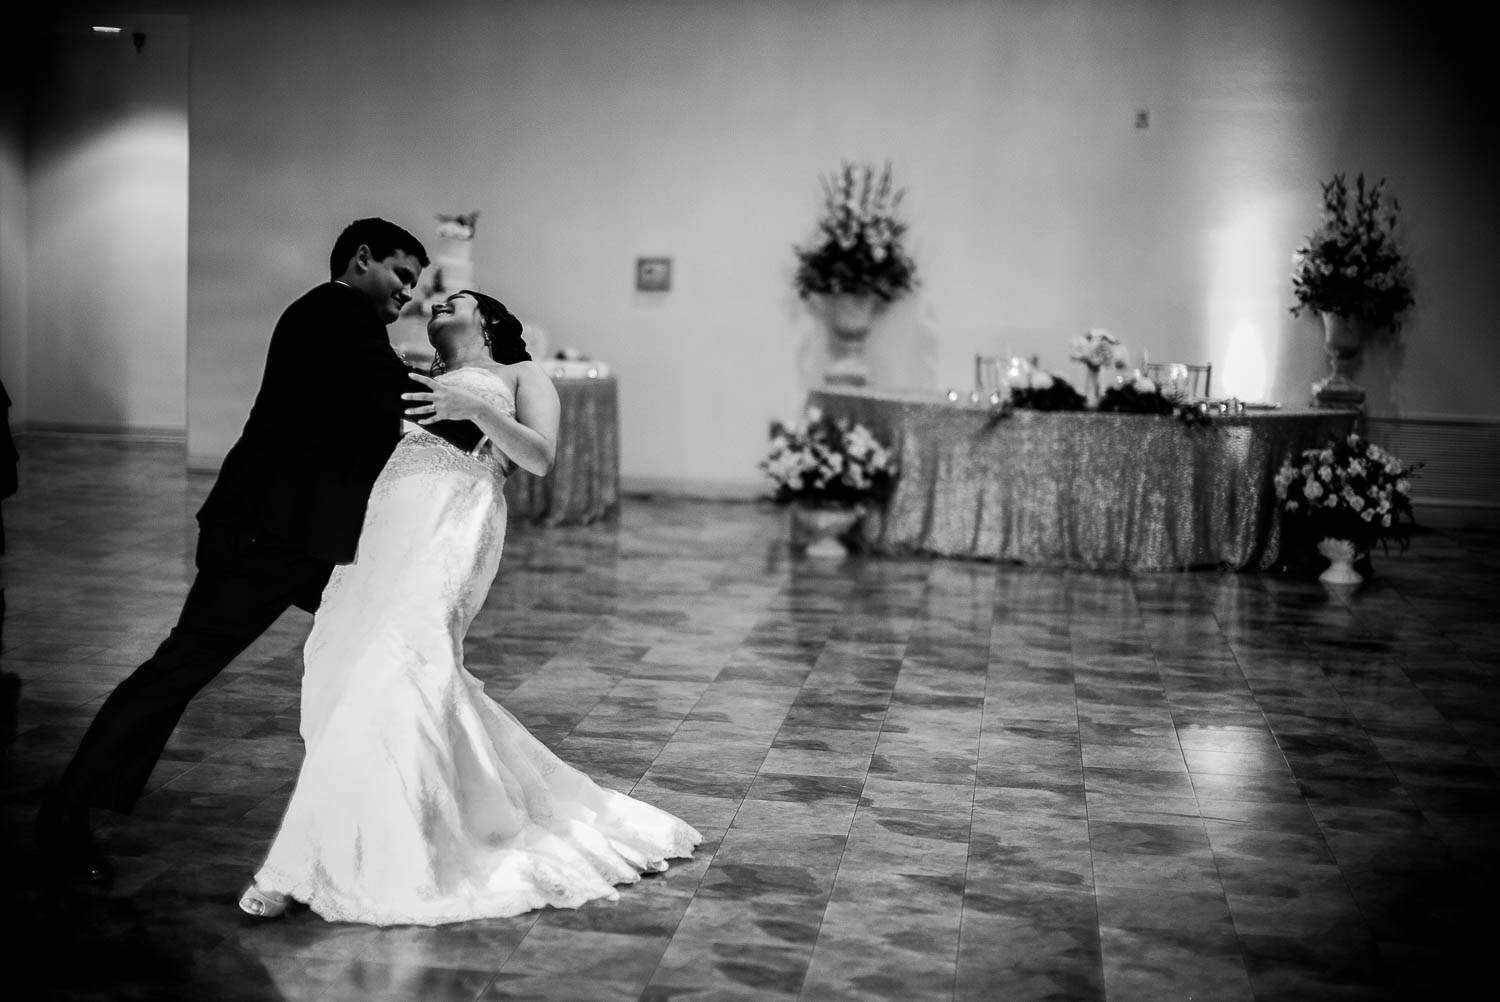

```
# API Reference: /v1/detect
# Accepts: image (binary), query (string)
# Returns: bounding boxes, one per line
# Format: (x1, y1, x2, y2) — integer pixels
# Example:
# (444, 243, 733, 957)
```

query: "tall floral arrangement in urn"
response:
(1290, 173, 1414, 407)
(794, 162, 918, 386)
(793, 162, 917, 303)
(1290, 174, 1413, 332)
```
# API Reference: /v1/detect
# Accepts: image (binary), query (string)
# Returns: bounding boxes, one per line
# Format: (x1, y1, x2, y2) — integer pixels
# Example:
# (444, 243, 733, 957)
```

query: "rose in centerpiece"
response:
(1290, 173, 1414, 335)
(1274, 431, 1420, 557)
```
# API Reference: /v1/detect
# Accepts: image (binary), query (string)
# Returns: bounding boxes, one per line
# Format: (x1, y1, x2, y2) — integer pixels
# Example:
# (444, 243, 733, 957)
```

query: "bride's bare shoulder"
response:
(497, 359, 553, 383)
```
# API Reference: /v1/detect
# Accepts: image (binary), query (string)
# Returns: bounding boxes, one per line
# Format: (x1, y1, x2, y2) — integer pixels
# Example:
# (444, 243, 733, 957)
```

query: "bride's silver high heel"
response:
(238, 883, 289, 918)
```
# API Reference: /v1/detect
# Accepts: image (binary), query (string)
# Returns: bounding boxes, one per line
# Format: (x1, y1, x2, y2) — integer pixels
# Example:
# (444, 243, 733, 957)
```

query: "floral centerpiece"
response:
(1274, 432, 1420, 580)
(760, 407, 897, 555)
(1096, 372, 1211, 425)
(1069, 328, 1130, 371)
(1290, 173, 1413, 334)
(761, 407, 895, 507)
(1007, 370, 1087, 412)
(1068, 328, 1130, 405)
(793, 162, 918, 304)
(985, 369, 1088, 427)
(1097, 373, 1175, 416)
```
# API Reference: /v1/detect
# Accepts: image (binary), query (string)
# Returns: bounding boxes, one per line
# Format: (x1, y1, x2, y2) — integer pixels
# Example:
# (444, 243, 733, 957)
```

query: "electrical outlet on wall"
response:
(1134, 109, 1150, 129)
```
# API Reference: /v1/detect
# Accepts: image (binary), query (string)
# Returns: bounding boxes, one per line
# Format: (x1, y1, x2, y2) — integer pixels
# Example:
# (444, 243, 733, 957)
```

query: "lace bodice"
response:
(388, 366, 518, 484)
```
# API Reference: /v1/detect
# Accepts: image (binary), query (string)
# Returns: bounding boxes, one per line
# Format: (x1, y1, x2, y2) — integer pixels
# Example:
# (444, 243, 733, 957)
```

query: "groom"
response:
(36, 217, 476, 882)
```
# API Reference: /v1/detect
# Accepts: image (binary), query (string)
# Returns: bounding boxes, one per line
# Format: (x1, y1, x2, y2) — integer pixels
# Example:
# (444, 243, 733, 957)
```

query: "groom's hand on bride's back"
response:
(401, 370, 487, 452)
(400, 370, 485, 451)
(421, 417, 484, 452)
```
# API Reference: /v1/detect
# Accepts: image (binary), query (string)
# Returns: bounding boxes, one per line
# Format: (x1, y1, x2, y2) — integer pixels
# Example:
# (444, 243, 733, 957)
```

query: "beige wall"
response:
(15, 0, 1499, 491)
(17, 17, 189, 433)
(1, 50, 27, 416)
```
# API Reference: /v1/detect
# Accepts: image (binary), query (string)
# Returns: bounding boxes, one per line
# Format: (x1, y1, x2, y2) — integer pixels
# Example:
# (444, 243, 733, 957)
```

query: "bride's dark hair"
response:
(463, 291, 530, 365)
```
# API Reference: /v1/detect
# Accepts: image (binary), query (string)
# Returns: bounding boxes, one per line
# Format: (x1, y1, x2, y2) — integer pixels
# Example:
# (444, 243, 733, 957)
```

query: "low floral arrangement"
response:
(1097, 373, 1214, 426)
(1275, 432, 1420, 551)
(1069, 328, 1131, 372)
(760, 406, 896, 508)
(793, 162, 918, 303)
(1290, 173, 1414, 334)
(1097, 375, 1175, 416)
(1009, 371, 1087, 412)
(987, 370, 1086, 426)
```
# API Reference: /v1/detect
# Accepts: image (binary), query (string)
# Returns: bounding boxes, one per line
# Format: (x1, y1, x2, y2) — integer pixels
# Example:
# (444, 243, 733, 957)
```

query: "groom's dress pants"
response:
(58, 526, 332, 814)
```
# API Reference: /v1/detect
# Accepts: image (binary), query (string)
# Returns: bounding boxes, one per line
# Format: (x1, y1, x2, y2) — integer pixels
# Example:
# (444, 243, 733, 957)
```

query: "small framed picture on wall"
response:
(635, 257, 672, 292)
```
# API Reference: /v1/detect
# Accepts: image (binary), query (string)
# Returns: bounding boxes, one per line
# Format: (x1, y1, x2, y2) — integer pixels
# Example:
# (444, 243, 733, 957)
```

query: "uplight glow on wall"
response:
(1221, 321, 1268, 402)
(1205, 202, 1280, 402)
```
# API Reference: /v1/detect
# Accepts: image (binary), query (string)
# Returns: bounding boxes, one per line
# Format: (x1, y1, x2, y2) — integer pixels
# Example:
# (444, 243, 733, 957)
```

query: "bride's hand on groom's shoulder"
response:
(404, 372, 483, 425)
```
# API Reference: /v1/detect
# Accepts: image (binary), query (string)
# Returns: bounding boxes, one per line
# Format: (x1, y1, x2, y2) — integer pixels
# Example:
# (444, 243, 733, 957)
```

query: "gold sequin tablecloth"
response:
(505, 376, 619, 526)
(808, 387, 1359, 570)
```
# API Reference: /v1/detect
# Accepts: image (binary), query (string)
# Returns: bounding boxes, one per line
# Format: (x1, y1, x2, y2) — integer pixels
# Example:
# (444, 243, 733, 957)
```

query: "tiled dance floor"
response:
(2, 436, 1498, 1001)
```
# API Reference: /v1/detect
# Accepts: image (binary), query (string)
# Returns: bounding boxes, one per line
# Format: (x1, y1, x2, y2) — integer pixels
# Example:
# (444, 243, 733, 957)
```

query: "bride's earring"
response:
(481, 330, 492, 352)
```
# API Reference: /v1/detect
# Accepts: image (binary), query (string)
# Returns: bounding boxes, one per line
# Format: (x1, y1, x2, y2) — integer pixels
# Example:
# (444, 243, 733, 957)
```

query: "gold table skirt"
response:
(808, 387, 1359, 571)
(505, 376, 619, 526)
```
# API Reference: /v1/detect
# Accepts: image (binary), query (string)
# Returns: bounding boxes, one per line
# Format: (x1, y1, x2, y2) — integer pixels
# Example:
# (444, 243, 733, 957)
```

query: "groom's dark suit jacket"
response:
(197, 281, 474, 565)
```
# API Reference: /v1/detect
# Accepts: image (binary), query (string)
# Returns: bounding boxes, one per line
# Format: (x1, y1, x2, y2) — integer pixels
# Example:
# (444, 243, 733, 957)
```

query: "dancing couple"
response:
(35, 217, 699, 925)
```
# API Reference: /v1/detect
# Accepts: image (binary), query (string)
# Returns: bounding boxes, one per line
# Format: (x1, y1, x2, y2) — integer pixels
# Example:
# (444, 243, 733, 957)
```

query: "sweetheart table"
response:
(808, 387, 1358, 571)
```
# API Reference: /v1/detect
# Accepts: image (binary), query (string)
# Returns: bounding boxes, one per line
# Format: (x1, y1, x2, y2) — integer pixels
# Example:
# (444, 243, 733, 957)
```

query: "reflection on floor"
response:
(2, 436, 1498, 1001)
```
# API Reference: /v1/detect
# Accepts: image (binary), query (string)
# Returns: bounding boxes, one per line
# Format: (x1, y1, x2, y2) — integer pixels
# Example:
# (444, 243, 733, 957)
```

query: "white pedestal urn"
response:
(1313, 311, 1368, 408)
(789, 503, 863, 558)
(1317, 537, 1363, 585)
(823, 293, 880, 387)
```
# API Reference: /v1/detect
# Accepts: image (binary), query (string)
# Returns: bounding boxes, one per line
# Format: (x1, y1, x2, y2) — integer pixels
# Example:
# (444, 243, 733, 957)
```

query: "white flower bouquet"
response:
(1274, 432, 1420, 551)
(1068, 328, 1131, 371)
(760, 407, 896, 508)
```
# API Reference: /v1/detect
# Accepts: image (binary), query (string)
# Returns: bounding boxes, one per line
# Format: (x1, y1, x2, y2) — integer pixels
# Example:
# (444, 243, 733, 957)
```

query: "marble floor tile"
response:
(4, 437, 1499, 1000)
(1100, 924, 1254, 1002)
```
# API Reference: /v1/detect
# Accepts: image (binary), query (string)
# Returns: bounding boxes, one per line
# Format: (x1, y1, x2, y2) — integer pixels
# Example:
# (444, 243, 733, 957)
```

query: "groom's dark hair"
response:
(329, 218, 429, 279)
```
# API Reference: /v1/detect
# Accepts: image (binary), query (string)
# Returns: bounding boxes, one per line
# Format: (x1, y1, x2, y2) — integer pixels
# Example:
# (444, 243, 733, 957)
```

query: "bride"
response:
(239, 290, 700, 925)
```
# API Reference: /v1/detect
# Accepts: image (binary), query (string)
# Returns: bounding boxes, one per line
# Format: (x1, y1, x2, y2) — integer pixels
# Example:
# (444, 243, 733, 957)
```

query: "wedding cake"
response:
(425, 212, 478, 301)
(388, 212, 478, 366)
(402, 213, 609, 379)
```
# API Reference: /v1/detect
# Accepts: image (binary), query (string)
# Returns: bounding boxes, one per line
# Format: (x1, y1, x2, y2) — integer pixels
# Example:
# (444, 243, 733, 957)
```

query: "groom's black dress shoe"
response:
(35, 798, 114, 884)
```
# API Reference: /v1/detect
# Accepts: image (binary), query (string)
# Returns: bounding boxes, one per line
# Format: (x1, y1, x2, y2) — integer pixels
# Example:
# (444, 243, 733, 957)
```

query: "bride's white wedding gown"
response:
(253, 366, 700, 925)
